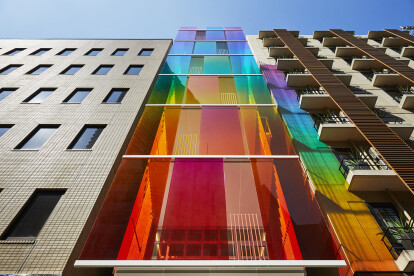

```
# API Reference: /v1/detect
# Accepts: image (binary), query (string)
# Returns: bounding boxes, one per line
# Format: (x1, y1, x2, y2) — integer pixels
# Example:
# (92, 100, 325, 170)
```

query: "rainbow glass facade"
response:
(79, 28, 340, 262)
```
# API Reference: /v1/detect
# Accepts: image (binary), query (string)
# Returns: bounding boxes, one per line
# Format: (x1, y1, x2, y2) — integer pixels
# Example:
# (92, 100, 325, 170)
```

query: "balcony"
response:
(333, 147, 405, 192)
(269, 46, 319, 58)
(383, 86, 414, 109)
(259, 30, 299, 39)
(313, 30, 355, 41)
(296, 88, 377, 110)
(276, 58, 333, 71)
(312, 112, 413, 142)
(285, 71, 352, 87)
(263, 37, 307, 47)
(335, 46, 387, 57)
(352, 58, 410, 71)
(360, 70, 413, 87)
(401, 46, 414, 59)
(322, 37, 368, 48)
(382, 37, 414, 48)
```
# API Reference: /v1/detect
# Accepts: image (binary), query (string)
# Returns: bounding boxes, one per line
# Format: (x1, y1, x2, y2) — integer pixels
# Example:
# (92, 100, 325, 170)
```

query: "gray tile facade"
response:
(0, 39, 171, 274)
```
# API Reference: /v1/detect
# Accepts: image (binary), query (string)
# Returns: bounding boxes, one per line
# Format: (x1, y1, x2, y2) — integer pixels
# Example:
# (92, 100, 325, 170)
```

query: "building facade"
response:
(0, 39, 171, 274)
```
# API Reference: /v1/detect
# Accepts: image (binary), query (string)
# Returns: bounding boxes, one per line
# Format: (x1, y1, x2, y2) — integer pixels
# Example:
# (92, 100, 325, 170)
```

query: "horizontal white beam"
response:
(145, 104, 277, 107)
(75, 260, 347, 268)
(122, 155, 299, 159)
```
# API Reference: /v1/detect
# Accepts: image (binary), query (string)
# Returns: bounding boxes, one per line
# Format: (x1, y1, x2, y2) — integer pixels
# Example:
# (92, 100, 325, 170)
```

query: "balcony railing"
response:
(384, 87, 414, 103)
(294, 87, 326, 101)
(379, 226, 414, 259)
(311, 114, 351, 130)
(338, 156, 390, 178)
(361, 69, 397, 81)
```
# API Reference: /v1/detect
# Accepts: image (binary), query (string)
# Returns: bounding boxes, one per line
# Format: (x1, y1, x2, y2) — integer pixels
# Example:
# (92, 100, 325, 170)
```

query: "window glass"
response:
(216, 42, 229, 54)
(234, 76, 273, 104)
(112, 48, 128, 56)
(227, 42, 252, 54)
(64, 89, 91, 103)
(204, 56, 232, 74)
(0, 88, 17, 101)
(69, 126, 105, 149)
(147, 75, 187, 104)
(61, 65, 83, 75)
(193, 42, 216, 55)
(103, 89, 127, 103)
(31, 48, 50, 56)
(0, 125, 12, 137)
(85, 48, 103, 56)
(139, 49, 153, 56)
(93, 65, 113, 75)
(0, 65, 22, 75)
(225, 31, 245, 40)
(169, 42, 194, 55)
(230, 56, 261, 74)
(27, 65, 51, 75)
(125, 65, 143, 75)
(185, 76, 219, 104)
(206, 31, 225, 40)
(24, 89, 54, 103)
(175, 31, 196, 40)
(17, 126, 58, 149)
(1, 190, 64, 239)
(161, 56, 191, 74)
(57, 48, 76, 56)
(4, 48, 25, 56)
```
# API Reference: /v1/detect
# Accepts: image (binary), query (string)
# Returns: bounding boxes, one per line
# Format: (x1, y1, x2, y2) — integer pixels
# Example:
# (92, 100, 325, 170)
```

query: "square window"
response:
(112, 48, 128, 56)
(0, 125, 13, 137)
(92, 65, 113, 75)
(63, 88, 91, 103)
(4, 48, 26, 56)
(85, 48, 103, 56)
(57, 48, 76, 56)
(30, 48, 51, 56)
(23, 88, 55, 103)
(138, 48, 154, 56)
(60, 65, 83, 75)
(0, 88, 17, 101)
(68, 125, 106, 149)
(124, 65, 143, 75)
(15, 125, 59, 150)
(26, 65, 52, 75)
(0, 65, 22, 75)
(103, 88, 128, 103)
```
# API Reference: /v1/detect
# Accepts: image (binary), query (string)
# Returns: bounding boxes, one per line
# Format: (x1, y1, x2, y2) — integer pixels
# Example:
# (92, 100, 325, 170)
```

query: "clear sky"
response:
(0, 0, 413, 39)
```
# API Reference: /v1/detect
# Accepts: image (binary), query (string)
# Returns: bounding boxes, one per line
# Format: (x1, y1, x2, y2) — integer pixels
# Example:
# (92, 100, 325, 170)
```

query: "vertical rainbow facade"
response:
(79, 28, 339, 262)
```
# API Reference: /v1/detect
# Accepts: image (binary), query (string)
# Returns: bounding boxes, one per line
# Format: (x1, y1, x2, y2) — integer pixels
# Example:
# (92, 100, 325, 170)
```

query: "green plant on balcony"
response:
(380, 212, 414, 251)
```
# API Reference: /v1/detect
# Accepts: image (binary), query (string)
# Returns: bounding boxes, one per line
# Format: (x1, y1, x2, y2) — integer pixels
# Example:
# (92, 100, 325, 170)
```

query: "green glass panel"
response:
(161, 56, 191, 74)
(193, 42, 216, 54)
(230, 56, 261, 74)
(234, 76, 272, 104)
(204, 56, 232, 74)
(148, 75, 187, 104)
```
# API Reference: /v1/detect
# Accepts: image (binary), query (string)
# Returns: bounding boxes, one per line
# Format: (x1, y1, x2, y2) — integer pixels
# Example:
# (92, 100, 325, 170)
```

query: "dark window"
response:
(1, 190, 65, 240)
(63, 88, 91, 103)
(23, 88, 55, 103)
(60, 65, 83, 75)
(103, 88, 128, 103)
(0, 125, 13, 137)
(92, 65, 113, 75)
(112, 48, 128, 56)
(4, 48, 25, 56)
(68, 125, 105, 149)
(0, 65, 22, 75)
(0, 88, 17, 101)
(26, 65, 52, 75)
(124, 65, 143, 75)
(30, 48, 51, 56)
(57, 48, 76, 56)
(16, 125, 59, 149)
(85, 48, 103, 56)
(138, 48, 154, 56)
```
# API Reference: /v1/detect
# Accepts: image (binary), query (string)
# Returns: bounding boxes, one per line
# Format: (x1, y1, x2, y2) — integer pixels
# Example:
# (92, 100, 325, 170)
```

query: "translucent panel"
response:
(104, 90, 127, 103)
(0, 65, 21, 75)
(125, 66, 143, 75)
(225, 31, 245, 40)
(193, 42, 216, 54)
(148, 75, 186, 104)
(195, 31, 206, 40)
(185, 76, 219, 104)
(206, 31, 225, 40)
(0, 126, 11, 137)
(188, 57, 204, 74)
(18, 126, 58, 149)
(234, 76, 273, 104)
(69, 126, 105, 149)
(161, 56, 191, 74)
(204, 56, 232, 74)
(0, 89, 15, 101)
(25, 90, 54, 103)
(169, 42, 194, 54)
(28, 65, 51, 75)
(230, 56, 261, 74)
(216, 42, 229, 54)
(227, 42, 252, 54)
(64, 89, 90, 103)
(176, 31, 196, 40)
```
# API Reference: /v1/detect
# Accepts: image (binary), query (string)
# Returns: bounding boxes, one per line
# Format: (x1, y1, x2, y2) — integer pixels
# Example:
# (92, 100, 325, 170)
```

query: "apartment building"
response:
(0, 39, 171, 274)
(247, 29, 414, 274)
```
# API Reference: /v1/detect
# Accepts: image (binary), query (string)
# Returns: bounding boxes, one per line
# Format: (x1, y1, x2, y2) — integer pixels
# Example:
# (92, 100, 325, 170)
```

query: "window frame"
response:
(92, 65, 114, 75)
(60, 64, 84, 75)
(0, 87, 18, 101)
(138, 48, 154, 56)
(102, 88, 129, 104)
(22, 88, 56, 104)
(85, 48, 104, 56)
(62, 88, 92, 104)
(0, 124, 14, 138)
(67, 124, 106, 150)
(124, 65, 143, 75)
(15, 124, 60, 150)
(111, 48, 129, 56)
(56, 48, 77, 56)
(0, 64, 23, 75)
(30, 48, 51, 56)
(3, 48, 26, 56)
(26, 64, 52, 75)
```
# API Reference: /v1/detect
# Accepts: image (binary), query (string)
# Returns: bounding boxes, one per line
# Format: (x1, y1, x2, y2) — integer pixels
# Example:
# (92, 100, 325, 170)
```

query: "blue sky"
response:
(0, 0, 413, 39)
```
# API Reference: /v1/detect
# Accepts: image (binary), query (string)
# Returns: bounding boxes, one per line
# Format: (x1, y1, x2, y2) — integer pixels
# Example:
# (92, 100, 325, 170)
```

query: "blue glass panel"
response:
(193, 42, 216, 54)
(206, 31, 225, 40)
(26, 90, 53, 103)
(70, 127, 105, 149)
(0, 89, 15, 101)
(65, 90, 90, 103)
(230, 56, 260, 74)
(113, 49, 128, 56)
(125, 66, 143, 75)
(161, 56, 191, 74)
(93, 66, 113, 75)
(0, 127, 11, 137)
(29, 65, 51, 75)
(176, 31, 196, 40)
(62, 65, 82, 75)
(225, 31, 245, 40)
(86, 49, 102, 56)
(58, 49, 75, 56)
(169, 42, 194, 54)
(105, 90, 127, 103)
(0, 65, 21, 75)
(32, 49, 50, 56)
(19, 127, 58, 149)
(227, 42, 252, 54)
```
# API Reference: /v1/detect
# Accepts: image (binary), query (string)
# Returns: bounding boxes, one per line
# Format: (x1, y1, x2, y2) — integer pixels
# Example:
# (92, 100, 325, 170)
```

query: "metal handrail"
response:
(338, 156, 390, 178)
(312, 115, 351, 130)
(379, 226, 414, 260)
